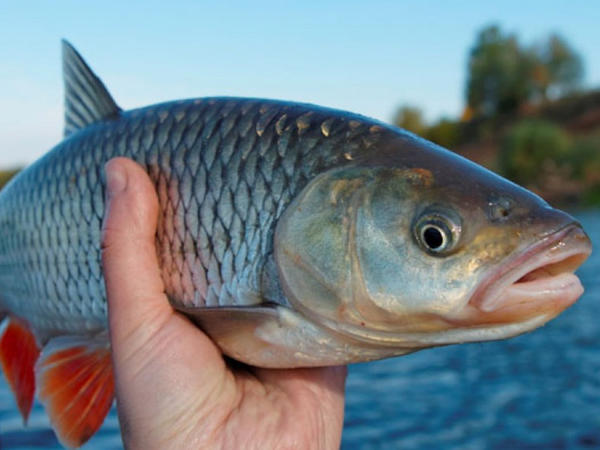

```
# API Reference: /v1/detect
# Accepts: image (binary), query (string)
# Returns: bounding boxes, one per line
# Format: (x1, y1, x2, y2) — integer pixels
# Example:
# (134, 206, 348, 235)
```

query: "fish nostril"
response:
(488, 196, 514, 221)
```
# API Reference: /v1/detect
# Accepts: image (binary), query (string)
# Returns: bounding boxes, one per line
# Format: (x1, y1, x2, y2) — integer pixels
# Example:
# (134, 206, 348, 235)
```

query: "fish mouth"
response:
(465, 224, 591, 324)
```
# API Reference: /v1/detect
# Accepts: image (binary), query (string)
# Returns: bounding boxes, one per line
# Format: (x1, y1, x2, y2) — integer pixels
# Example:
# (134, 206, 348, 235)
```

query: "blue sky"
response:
(1, 1, 599, 167)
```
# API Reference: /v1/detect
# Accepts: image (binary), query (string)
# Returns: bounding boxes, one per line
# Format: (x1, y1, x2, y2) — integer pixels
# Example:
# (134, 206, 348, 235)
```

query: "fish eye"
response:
(414, 212, 460, 256)
(421, 224, 446, 250)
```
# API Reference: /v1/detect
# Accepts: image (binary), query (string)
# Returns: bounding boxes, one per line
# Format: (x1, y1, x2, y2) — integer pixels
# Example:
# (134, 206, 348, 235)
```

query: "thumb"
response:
(100, 158, 232, 447)
(101, 157, 172, 351)
(101, 157, 225, 373)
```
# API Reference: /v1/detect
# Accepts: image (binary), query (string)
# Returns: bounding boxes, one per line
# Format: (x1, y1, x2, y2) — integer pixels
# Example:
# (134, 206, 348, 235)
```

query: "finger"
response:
(101, 157, 171, 346)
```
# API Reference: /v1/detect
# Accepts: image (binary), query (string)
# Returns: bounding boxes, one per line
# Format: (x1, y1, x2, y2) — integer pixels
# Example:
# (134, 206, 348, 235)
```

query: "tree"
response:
(393, 105, 426, 136)
(533, 34, 583, 100)
(466, 25, 535, 117)
(465, 26, 585, 118)
(424, 118, 460, 149)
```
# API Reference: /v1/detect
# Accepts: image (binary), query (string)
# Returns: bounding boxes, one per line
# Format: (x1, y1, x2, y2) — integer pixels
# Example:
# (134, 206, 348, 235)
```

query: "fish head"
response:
(275, 132, 592, 351)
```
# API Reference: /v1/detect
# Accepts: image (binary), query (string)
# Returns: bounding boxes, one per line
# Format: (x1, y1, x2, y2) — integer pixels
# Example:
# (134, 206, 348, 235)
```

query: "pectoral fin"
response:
(36, 334, 114, 448)
(176, 304, 314, 367)
(175, 304, 399, 368)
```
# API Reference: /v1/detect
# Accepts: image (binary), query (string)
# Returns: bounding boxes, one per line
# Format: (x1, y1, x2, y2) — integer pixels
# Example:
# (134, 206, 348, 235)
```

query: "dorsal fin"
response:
(62, 40, 121, 137)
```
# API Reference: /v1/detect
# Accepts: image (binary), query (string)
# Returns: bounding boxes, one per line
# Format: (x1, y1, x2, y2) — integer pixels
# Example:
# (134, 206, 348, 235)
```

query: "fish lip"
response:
(468, 223, 592, 314)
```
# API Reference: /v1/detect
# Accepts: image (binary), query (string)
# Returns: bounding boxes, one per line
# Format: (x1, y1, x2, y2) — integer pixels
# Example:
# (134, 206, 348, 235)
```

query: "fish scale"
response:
(0, 94, 370, 340)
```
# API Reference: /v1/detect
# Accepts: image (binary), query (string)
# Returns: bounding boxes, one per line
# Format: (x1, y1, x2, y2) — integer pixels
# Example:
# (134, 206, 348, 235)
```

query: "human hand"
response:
(101, 157, 347, 449)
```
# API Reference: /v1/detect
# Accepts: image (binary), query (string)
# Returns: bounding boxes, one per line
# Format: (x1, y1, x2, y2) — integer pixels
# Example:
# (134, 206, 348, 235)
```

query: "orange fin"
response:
(36, 335, 114, 448)
(0, 316, 41, 423)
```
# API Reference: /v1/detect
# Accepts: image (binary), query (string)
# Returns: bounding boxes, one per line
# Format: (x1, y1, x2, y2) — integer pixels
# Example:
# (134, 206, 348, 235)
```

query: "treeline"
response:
(394, 25, 600, 206)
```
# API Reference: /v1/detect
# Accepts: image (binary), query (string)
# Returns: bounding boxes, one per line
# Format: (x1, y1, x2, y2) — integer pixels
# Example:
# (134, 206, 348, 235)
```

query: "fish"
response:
(0, 40, 592, 447)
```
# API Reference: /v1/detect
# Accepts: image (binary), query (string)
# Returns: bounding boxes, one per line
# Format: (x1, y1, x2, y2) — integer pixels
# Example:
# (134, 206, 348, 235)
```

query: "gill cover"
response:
(275, 166, 443, 332)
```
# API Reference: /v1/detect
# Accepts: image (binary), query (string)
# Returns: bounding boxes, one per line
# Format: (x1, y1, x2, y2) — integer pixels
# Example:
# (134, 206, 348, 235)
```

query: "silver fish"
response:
(0, 41, 592, 447)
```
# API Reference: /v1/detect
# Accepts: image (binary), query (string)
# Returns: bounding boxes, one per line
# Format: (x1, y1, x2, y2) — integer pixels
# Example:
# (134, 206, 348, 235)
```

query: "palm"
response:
(226, 366, 346, 449)
(111, 311, 346, 449)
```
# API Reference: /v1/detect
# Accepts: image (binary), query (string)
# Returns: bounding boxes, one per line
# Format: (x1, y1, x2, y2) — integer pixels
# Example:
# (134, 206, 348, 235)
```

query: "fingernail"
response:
(105, 162, 127, 197)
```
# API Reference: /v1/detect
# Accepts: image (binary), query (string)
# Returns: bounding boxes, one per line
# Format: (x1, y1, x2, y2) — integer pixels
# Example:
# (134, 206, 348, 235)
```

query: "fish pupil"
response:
(423, 226, 444, 250)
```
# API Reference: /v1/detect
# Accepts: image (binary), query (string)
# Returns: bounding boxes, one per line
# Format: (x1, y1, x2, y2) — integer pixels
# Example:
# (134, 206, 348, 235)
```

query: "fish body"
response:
(0, 41, 592, 447)
(0, 96, 350, 339)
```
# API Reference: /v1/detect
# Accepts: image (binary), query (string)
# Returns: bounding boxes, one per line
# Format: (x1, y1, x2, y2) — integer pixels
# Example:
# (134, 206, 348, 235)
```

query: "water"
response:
(1, 210, 599, 449)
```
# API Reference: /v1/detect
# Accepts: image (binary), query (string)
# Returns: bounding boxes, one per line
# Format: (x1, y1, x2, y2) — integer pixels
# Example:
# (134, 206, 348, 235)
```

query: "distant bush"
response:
(424, 118, 461, 149)
(568, 133, 600, 204)
(393, 105, 426, 136)
(0, 169, 20, 191)
(499, 120, 570, 185)
(569, 133, 600, 179)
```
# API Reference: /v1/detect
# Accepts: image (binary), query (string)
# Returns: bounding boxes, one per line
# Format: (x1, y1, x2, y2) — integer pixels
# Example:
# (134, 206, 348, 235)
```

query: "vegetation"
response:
(393, 24, 599, 207)
(465, 26, 583, 117)
(423, 118, 461, 150)
(569, 133, 600, 205)
(466, 26, 533, 117)
(392, 106, 426, 136)
(0, 169, 20, 191)
(499, 120, 570, 186)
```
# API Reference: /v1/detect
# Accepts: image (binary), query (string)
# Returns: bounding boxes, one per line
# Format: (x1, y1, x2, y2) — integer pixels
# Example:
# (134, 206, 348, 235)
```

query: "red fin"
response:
(36, 335, 114, 448)
(0, 317, 41, 423)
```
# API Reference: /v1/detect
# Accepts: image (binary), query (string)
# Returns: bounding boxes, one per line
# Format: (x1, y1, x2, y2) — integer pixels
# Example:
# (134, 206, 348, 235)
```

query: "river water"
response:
(0, 210, 598, 449)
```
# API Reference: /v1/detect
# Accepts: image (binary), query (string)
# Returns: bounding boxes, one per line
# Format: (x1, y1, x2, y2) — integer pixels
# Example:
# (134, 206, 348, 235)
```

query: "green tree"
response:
(466, 25, 535, 117)
(466, 26, 585, 118)
(424, 118, 460, 149)
(533, 33, 583, 100)
(393, 105, 426, 136)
